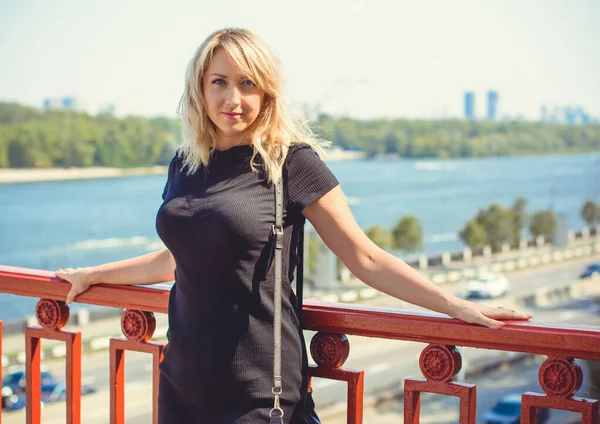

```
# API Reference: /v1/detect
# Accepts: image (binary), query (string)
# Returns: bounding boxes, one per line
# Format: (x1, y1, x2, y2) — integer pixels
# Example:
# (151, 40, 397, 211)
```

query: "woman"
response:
(56, 28, 530, 423)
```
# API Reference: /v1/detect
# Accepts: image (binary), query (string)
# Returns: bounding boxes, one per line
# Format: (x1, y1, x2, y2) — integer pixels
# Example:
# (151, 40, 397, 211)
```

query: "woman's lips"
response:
(222, 112, 242, 120)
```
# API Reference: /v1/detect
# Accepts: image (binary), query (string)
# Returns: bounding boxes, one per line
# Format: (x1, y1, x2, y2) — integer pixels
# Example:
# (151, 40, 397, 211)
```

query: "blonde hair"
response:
(177, 27, 327, 183)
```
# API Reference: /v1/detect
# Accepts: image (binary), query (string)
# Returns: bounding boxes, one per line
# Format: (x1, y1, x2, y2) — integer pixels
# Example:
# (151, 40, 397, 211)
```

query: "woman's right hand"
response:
(55, 267, 95, 304)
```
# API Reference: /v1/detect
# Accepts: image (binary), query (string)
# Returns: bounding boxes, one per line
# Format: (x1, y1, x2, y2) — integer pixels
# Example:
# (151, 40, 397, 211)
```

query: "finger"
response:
(66, 287, 79, 304)
(480, 314, 505, 329)
(485, 306, 531, 320)
(496, 310, 532, 320)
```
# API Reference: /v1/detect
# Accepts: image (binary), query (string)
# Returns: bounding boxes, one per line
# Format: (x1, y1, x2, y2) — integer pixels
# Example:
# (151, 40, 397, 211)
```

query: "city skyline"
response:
(1, 0, 599, 120)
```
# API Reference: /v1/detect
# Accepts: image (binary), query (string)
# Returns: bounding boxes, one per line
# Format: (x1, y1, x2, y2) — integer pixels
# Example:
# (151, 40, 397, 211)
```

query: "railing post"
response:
(25, 332, 42, 424)
(109, 309, 164, 424)
(404, 389, 421, 424)
(308, 332, 364, 424)
(404, 345, 476, 424)
(521, 357, 599, 424)
(110, 347, 125, 424)
(25, 299, 81, 424)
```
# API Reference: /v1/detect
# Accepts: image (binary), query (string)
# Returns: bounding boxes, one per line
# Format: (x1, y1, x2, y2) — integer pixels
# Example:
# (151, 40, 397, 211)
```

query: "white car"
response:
(465, 273, 510, 299)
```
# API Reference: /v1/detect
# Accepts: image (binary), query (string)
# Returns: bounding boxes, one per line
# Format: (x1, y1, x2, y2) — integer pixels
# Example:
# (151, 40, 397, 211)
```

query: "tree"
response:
(474, 203, 514, 252)
(392, 216, 423, 253)
(306, 232, 320, 287)
(511, 197, 527, 247)
(581, 200, 600, 227)
(529, 210, 558, 241)
(2, 101, 600, 168)
(365, 225, 393, 249)
(459, 220, 487, 251)
(458, 199, 524, 252)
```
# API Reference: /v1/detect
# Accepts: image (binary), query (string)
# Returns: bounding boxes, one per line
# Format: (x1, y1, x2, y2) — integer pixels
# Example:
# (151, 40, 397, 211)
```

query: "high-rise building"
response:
(464, 91, 475, 119)
(540, 105, 547, 122)
(578, 107, 591, 124)
(564, 107, 578, 124)
(98, 104, 117, 115)
(43, 96, 83, 112)
(487, 90, 499, 120)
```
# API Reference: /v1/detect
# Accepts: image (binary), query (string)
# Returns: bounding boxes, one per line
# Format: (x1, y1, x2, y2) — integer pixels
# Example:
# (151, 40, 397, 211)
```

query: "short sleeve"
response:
(285, 144, 339, 213)
(162, 154, 178, 201)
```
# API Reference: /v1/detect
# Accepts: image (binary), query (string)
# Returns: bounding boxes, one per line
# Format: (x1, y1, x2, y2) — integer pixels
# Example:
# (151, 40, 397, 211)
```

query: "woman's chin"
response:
(219, 123, 248, 136)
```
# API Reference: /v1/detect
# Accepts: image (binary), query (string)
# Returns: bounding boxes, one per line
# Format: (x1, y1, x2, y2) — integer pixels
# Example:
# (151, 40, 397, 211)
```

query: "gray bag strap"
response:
(270, 177, 285, 423)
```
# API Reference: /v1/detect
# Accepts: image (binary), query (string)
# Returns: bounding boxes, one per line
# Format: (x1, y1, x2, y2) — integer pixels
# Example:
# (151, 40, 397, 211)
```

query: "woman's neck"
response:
(215, 134, 251, 151)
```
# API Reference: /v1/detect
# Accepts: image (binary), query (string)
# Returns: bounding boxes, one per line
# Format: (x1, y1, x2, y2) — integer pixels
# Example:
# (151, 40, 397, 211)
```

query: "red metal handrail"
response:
(0, 265, 169, 313)
(303, 301, 600, 360)
(2, 265, 599, 359)
(1, 265, 599, 424)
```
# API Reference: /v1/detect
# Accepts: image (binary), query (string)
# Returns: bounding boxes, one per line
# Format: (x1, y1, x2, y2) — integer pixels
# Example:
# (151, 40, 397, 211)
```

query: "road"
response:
(330, 356, 597, 424)
(2, 256, 599, 423)
(354, 253, 599, 312)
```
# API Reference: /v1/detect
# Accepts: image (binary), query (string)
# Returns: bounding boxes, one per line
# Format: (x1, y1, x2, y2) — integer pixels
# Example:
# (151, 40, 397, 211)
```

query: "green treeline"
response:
(0, 103, 179, 168)
(1, 102, 599, 168)
(359, 199, 600, 256)
(316, 114, 600, 157)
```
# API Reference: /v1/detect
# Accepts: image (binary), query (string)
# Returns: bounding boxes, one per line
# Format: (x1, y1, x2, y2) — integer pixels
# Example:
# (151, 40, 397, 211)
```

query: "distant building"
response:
(43, 97, 69, 110)
(464, 91, 475, 119)
(564, 107, 578, 124)
(43, 96, 86, 112)
(42, 97, 114, 115)
(540, 105, 547, 122)
(539, 104, 593, 125)
(97, 104, 117, 115)
(486, 90, 499, 120)
(549, 106, 561, 123)
(578, 107, 591, 124)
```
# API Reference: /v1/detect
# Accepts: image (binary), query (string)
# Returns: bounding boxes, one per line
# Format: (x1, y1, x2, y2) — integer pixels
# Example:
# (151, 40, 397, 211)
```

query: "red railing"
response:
(1, 265, 599, 423)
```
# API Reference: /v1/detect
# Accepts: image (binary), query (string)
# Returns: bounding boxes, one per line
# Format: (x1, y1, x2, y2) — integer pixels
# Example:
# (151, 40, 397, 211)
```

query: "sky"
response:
(1, 0, 599, 120)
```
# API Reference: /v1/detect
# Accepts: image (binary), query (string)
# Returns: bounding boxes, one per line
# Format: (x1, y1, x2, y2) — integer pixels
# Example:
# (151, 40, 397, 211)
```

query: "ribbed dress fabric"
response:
(155, 144, 339, 423)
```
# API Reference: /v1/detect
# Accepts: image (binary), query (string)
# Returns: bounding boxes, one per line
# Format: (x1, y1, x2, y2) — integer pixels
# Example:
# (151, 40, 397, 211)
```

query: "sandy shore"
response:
(0, 149, 365, 185)
(0, 166, 169, 184)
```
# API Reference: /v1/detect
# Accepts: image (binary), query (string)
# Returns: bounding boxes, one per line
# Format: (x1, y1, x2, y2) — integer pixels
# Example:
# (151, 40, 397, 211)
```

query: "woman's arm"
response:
(56, 248, 176, 304)
(303, 186, 531, 328)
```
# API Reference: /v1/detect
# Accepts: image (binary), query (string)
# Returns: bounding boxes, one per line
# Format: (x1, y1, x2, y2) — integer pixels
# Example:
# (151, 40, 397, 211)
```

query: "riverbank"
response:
(0, 165, 169, 185)
(0, 148, 367, 185)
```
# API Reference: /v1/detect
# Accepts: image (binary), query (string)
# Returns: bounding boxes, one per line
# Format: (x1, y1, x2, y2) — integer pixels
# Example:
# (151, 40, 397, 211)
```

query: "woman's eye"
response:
(241, 79, 256, 87)
(212, 78, 226, 85)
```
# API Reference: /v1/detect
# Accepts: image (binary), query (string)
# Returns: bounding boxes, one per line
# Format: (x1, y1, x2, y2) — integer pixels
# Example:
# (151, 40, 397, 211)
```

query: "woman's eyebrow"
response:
(209, 73, 228, 78)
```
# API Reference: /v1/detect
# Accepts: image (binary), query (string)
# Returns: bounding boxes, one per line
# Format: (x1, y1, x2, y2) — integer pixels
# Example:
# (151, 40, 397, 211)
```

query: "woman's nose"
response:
(225, 85, 241, 105)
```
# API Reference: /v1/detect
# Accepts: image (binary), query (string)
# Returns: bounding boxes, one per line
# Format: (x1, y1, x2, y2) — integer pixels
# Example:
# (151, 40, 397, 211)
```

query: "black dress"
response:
(155, 144, 339, 423)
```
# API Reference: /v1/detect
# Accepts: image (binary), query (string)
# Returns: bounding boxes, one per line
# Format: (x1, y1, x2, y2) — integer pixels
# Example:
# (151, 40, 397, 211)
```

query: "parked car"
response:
(465, 272, 510, 299)
(1, 386, 27, 411)
(2, 369, 58, 398)
(1, 369, 96, 410)
(482, 393, 550, 424)
(579, 263, 600, 280)
(43, 381, 97, 403)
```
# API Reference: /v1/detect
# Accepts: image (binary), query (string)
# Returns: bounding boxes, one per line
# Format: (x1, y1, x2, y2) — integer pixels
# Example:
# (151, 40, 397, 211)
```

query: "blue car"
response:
(1, 388, 27, 411)
(1, 369, 96, 410)
(482, 393, 550, 424)
(2, 370, 58, 398)
(43, 381, 97, 403)
(1, 370, 57, 411)
(579, 264, 600, 279)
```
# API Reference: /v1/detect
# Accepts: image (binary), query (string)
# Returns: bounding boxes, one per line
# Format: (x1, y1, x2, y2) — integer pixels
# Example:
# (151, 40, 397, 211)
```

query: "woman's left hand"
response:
(450, 300, 532, 329)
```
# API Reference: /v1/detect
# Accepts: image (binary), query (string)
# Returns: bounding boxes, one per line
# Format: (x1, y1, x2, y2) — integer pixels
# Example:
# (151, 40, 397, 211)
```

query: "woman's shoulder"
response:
(284, 143, 322, 168)
(283, 142, 339, 210)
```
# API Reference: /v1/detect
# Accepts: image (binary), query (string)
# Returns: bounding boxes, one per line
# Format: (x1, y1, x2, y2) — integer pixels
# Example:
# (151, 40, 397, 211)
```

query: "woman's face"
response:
(202, 49, 264, 146)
